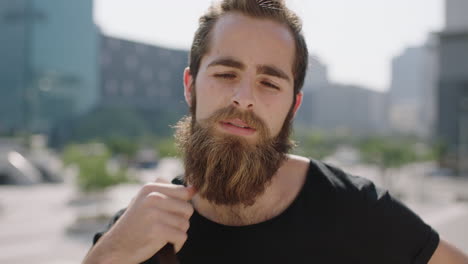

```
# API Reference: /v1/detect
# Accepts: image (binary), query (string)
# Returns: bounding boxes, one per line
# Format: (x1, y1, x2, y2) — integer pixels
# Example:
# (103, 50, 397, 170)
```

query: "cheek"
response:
(194, 79, 229, 120)
(262, 99, 293, 135)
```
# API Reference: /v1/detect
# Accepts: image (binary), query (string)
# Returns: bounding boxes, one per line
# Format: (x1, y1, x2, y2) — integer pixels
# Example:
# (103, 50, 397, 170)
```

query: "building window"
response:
(146, 86, 157, 97)
(105, 80, 118, 95)
(109, 39, 121, 50)
(158, 49, 171, 59)
(158, 69, 171, 82)
(101, 52, 112, 66)
(135, 44, 147, 55)
(159, 86, 169, 97)
(122, 80, 135, 96)
(140, 67, 153, 82)
(125, 55, 138, 70)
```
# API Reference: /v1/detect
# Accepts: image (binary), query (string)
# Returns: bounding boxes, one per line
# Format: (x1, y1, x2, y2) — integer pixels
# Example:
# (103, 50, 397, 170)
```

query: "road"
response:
(0, 184, 91, 264)
(1, 165, 467, 263)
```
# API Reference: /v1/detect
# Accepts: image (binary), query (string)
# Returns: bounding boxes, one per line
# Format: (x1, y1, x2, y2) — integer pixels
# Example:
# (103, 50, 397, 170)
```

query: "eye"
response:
(261, 80, 280, 90)
(214, 73, 236, 80)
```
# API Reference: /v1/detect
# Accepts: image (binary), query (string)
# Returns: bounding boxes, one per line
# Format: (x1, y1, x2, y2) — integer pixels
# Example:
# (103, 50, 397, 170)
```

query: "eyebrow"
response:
(207, 57, 291, 83)
(257, 64, 291, 83)
(207, 57, 245, 70)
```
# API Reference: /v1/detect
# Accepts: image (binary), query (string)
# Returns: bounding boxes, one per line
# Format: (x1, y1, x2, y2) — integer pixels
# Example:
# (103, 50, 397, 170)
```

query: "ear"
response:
(183, 67, 194, 106)
(291, 91, 303, 118)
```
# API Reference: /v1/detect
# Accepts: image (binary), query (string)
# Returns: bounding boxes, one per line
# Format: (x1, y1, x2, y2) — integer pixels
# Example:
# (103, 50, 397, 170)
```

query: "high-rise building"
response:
(388, 38, 438, 138)
(296, 55, 330, 125)
(0, 0, 30, 133)
(0, 0, 99, 134)
(446, 0, 468, 31)
(437, 0, 468, 176)
(302, 55, 330, 91)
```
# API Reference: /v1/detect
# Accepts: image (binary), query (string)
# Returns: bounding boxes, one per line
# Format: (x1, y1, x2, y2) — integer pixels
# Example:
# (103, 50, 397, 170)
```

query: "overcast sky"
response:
(94, 0, 445, 92)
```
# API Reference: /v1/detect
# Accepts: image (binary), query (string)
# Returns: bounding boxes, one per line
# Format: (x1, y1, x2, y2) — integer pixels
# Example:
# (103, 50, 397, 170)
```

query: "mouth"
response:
(219, 118, 256, 136)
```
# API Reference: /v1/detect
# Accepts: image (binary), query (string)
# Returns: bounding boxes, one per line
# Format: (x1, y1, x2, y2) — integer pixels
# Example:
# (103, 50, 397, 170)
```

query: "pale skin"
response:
(83, 12, 468, 264)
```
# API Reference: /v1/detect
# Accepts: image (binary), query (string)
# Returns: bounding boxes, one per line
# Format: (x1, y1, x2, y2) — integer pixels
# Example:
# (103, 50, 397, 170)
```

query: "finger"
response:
(153, 208, 190, 232)
(155, 177, 171, 184)
(141, 183, 196, 201)
(158, 244, 179, 264)
(159, 224, 188, 253)
(155, 184, 196, 201)
(148, 192, 194, 219)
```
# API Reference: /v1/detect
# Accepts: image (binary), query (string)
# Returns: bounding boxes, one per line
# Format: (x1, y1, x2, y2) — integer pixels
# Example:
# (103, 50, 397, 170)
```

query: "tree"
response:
(358, 137, 427, 195)
(154, 137, 179, 158)
(292, 128, 354, 160)
(105, 136, 138, 159)
(63, 143, 128, 193)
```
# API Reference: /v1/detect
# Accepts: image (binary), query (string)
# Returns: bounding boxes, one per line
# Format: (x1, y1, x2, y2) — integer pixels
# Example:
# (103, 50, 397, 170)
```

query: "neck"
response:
(192, 155, 308, 226)
(190, 155, 309, 226)
(191, 183, 281, 226)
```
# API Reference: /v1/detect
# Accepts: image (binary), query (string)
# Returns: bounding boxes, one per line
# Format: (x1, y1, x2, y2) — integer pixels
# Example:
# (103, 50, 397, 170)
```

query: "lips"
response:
(219, 118, 256, 136)
(223, 118, 252, 129)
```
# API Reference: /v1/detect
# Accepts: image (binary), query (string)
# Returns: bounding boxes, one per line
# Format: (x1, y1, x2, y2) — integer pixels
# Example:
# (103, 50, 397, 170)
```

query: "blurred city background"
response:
(0, 0, 467, 263)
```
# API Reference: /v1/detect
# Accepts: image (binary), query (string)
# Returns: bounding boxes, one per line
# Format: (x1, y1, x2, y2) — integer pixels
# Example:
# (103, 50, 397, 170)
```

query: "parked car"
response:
(0, 150, 42, 185)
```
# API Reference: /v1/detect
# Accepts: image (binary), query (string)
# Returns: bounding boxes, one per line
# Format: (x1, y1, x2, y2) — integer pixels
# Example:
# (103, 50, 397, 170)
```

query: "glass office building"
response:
(0, 0, 99, 134)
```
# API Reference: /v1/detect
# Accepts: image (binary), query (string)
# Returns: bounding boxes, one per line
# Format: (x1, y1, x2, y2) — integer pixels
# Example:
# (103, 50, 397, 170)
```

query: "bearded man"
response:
(83, 0, 468, 263)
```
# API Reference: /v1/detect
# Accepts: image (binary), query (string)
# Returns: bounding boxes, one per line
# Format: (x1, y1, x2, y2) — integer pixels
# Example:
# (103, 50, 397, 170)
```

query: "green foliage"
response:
(357, 137, 432, 169)
(63, 143, 128, 192)
(154, 137, 179, 158)
(426, 140, 447, 161)
(292, 128, 355, 159)
(105, 136, 138, 158)
(356, 136, 439, 194)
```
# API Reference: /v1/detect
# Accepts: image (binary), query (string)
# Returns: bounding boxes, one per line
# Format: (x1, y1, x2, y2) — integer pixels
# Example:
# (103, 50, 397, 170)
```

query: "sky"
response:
(94, 0, 445, 92)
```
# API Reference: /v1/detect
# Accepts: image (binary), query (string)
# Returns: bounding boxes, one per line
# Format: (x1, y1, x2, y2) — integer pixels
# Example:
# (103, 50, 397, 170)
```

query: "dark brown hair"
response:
(189, 0, 309, 95)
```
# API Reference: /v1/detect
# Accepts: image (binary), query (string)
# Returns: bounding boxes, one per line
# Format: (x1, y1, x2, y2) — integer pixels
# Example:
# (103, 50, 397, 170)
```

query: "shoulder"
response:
(304, 158, 440, 263)
(279, 155, 387, 216)
(299, 156, 388, 209)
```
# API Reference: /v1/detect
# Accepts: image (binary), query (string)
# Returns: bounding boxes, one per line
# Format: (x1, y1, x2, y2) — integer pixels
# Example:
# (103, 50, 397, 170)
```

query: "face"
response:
(184, 12, 303, 142)
(177, 12, 303, 206)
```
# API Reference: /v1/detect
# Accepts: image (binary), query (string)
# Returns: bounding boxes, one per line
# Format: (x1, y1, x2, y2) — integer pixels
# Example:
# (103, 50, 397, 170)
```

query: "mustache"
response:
(196, 105, 269, 138)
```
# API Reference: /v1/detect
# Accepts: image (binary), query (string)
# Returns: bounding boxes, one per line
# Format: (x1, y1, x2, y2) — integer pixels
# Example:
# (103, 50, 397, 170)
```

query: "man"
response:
(83, 0, 468, 263)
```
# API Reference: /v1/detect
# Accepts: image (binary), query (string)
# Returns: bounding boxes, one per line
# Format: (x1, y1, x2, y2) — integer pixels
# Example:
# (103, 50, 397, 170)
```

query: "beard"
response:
(174, 96, 295, 207)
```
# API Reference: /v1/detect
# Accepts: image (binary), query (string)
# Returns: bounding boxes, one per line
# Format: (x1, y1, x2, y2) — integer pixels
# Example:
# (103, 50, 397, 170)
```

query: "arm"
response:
(428, 239, 468, 264)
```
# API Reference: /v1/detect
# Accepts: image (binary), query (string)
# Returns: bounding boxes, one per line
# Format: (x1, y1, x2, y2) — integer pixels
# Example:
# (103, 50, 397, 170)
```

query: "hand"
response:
(83, 182, 196, 264)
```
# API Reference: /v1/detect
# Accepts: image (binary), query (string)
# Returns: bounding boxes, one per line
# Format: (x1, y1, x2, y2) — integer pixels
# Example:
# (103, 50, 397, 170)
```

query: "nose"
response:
(232, 80, 255, 110)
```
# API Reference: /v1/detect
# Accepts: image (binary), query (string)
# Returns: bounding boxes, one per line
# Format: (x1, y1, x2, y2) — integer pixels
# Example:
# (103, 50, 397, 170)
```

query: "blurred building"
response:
(296, 55, 330, 125)
(388, 38, 438, 138)
(49, 35, 189, 147)
(0, 0, 99, 134)
(302, 55, 330, 92)
(296, 56, 387, 135)
(99, 35, 188, 115)
(437, 0, 468, 176)
(309, 84, 387, 136)
(446, 0, 468, 31)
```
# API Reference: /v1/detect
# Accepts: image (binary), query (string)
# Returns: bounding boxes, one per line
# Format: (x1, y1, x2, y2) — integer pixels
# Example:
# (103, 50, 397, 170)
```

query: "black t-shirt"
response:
(93, 159, 439, 263)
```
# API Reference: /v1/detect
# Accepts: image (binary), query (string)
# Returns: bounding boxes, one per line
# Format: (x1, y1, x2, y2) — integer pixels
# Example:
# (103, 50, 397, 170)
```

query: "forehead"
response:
(201, 12, 295, 76)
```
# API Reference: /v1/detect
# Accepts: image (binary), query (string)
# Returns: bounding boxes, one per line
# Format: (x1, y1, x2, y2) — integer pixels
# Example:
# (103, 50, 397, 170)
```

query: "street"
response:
(1, 163, 467, 263)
